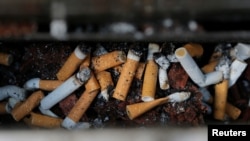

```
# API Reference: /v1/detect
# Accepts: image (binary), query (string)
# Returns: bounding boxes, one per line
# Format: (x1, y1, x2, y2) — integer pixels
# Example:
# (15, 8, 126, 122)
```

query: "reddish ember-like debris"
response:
(59, 94, 78, 117)
(168, 63, 189, 89)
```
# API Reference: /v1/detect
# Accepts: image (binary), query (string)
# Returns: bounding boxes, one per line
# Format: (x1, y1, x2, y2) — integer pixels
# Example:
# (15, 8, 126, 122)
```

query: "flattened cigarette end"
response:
(62, 117, 90, 130)
(23, 78, 40, 90)
(0, 85, 27, 101)
(141, 96, 154, 102)
(167, 92, 191, 103)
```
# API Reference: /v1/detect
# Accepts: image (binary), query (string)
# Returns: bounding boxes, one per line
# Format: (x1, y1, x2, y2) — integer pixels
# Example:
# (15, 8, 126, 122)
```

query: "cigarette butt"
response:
(201, 61, 219, 73)
(135, 62, 146, 80)
(154, 53, 170, 90)
(200, 87, 241, 120)
(23, 78, 62, 91)
(0, 52, 13, 66)
(175, 47, 205, 86)
(229, 59, 247, 87)
(57, 46, 88, 81)
(0, 85, 26, 101)
(96, 71, 114, 101)
(11, 90, 44, 121)
(40, 67, 91, 111)
(85, 72, 101, 93)
(39, 80, 63, 91)
(0, 102, 7, 114)
(96, 71, 114, 91)
(126, 97, 168, 120)
(183, 43, 204, 58)
(141, 60, 158, 102)
(158, 67, 169, 90)
(225, 102, 241, 120)
(213, 79, 229, 121)
(79, 54, 91, 69)
(65, 90, 99, 124)
(24, 112, 63, 128)
(113, 50, 141, 101)
(91, 50, 126, 73)
(127, 91, 190, 120)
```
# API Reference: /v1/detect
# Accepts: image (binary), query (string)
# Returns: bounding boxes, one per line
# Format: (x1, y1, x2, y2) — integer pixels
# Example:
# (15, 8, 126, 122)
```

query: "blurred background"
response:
(1, 0, 250, 42)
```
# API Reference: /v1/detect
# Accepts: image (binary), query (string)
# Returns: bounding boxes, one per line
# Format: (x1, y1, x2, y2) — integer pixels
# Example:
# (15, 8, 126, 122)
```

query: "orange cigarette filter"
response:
(96, 71, 114, 91)
(56, 46, 87, 81)
(113, 57, 140, 101)
(183, 43, 204, 58)
(85, 72, 101, 93)
(141, 60, 158, 102)
(0, 52, 13, 66)
(0, 102, 7, 114)
(135, 62, 146, 80)
(91, 50, 126, 73)
(39, 80, 63, 91)
(24, 112, 63, 128)
(79, 54, 91, 69)
(11, 90, 44, 121)
(201, 61, 219, 73)
(67, 90, 99, 123)
(225, 102, 241, 120)
(213, 79, 229, 121)
(205, 96, 240, 120)
(126, 97, 168, 120)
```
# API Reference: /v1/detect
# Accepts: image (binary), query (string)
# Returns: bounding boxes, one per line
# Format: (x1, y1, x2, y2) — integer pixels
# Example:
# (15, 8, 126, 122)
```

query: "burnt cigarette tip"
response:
(77, 43, 92, 54)
(129, 44, 143, 57)
(153, 52, 163, 60)
(76, 67, 91, 83)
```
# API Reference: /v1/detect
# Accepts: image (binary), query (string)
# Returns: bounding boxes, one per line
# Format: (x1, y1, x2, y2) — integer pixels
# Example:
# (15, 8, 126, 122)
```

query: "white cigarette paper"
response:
(230, 43, 250, 61)
(61, 117, 91, 130)
(215, 55, 231, 79)
(40, 67, 91, 111)
(154, 54, 170, 90)
(39, 107, 58, 118)
(175, 47, 223, 87)
(229, 59, 247, 87)
(147, 43, 160, 60)
(0, 85, 26, 101)
(23, 78, 40, 90)
(167, 91, 191, 102)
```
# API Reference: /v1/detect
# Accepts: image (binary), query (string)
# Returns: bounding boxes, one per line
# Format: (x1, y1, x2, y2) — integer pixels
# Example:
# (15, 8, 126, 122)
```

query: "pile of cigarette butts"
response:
(0, 42, 250, 129)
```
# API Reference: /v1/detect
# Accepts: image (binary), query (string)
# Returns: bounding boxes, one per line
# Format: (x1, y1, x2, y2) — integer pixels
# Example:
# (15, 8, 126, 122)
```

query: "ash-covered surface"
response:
(0, 41, 249, 129)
